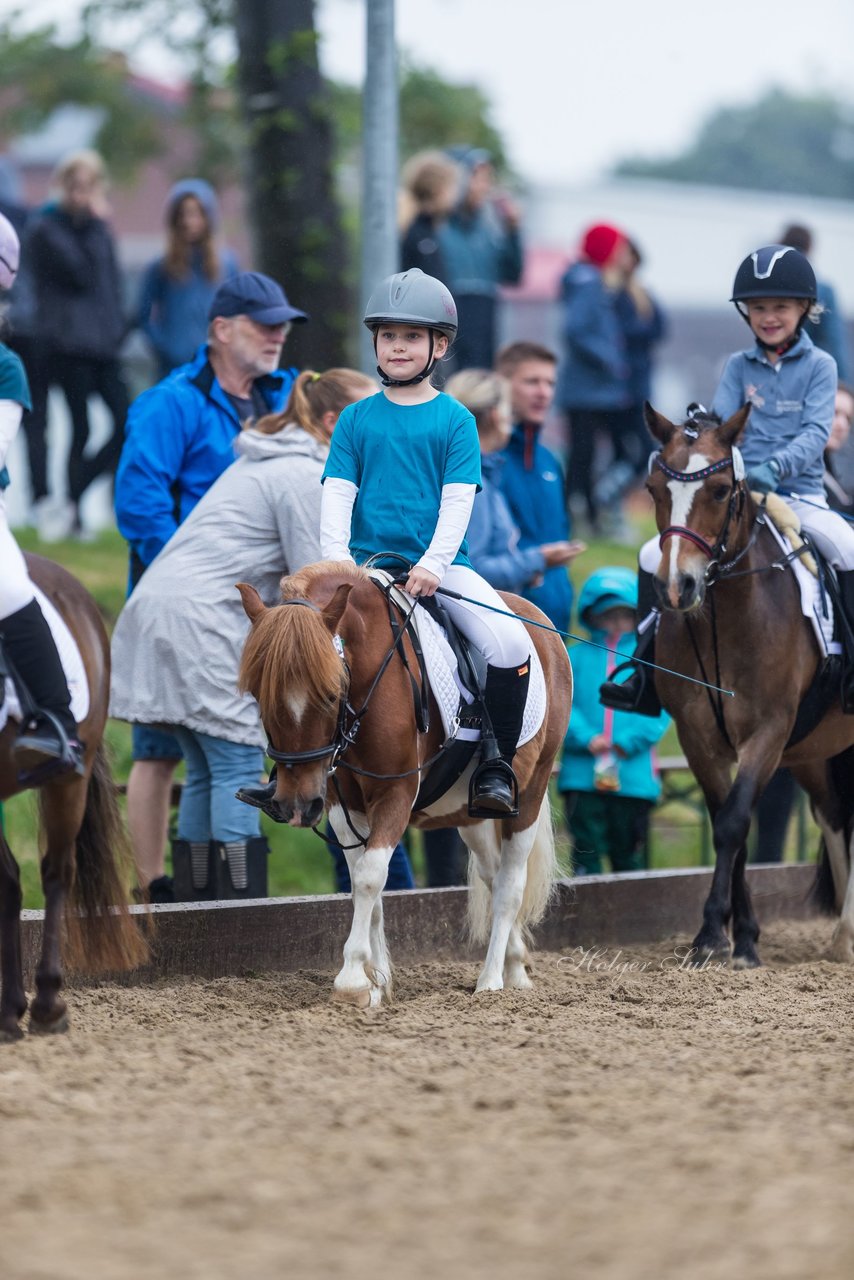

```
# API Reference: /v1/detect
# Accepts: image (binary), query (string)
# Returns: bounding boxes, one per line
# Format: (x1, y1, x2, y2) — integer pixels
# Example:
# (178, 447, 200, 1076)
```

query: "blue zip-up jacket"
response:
(615, 287, 667, 404)
(466, 451, 546, 592)
(556, 261, 630, 412)
(559, 629, 670, 800)
(814, 280, 851, 382)
(498, 423, 573, 631)
(116, 344, 295, 577)
(712, 330, 837, 495)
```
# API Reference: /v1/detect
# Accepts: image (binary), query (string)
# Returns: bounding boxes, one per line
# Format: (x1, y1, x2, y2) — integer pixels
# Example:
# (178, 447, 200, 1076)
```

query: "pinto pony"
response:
(644, 405, 854, 966)
(237, 561, 572, 1005)
(0, 555, 148, 1040)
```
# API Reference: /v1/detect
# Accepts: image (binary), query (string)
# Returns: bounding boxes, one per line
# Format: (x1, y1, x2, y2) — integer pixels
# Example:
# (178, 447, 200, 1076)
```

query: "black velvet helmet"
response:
(731, 245, 817, 304)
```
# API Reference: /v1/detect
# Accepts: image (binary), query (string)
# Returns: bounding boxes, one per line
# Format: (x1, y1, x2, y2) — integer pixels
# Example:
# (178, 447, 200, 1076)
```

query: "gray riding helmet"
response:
(363, 268, 458, 339)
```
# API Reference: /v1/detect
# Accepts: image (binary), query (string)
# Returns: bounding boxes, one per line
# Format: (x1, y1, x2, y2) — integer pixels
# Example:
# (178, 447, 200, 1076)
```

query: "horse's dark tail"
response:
(810, 745, 854, 916)
(50, 742, 151, 973)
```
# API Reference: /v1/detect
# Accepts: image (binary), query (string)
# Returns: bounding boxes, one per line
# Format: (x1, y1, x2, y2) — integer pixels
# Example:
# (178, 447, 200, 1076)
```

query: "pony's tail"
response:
(57, 742, 151, 973)
(466, 792, 560, 945)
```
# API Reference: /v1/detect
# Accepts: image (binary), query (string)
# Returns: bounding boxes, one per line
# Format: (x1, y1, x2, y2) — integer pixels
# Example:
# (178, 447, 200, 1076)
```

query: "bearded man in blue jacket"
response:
(115, 270, 307, 901)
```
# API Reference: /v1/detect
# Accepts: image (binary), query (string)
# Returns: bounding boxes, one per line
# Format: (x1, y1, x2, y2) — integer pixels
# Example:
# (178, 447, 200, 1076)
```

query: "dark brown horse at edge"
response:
(0, 554, 148, 1041)
(237, 560, 573, 1006)
(645, 405, 854, 966)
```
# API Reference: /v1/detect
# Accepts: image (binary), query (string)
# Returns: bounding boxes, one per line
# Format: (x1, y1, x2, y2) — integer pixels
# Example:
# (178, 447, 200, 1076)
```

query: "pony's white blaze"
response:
(286, 689, 308, 725)
(665, 451, 711, 591)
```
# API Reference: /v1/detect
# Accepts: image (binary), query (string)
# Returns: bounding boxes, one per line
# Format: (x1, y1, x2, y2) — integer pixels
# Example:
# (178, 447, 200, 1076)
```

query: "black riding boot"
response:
(836, 570, 854, 713)
(469, 661, 530, 817)
(598, 568, 662, 718)
(0, 598, 85, 784)
(172, 839, 216, 902)
(213, 837, 270, 899)
(236, 767, 280, 821)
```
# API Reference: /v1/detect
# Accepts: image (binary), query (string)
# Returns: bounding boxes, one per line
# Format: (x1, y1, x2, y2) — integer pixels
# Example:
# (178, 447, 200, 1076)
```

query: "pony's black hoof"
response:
(0, 1024, 25, 1044)
(688, 935, 731, 967)
(29, 1008, 69, 1036)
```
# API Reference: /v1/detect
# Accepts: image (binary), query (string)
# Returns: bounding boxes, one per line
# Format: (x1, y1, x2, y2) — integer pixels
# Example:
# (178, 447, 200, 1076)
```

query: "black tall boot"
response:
(835, 570, 854, 714)
(599, 568, 662, 718)
(172, 838, 216, 902)
(0, 598, 85, 784)
(469, 661, 530, 817)
(213, 837, 270, 900)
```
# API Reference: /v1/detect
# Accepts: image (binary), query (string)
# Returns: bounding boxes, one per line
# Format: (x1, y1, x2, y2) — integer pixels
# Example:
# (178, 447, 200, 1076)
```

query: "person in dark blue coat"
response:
(115, 270, 306, 901)
(556, 223, 633, 532)
(495, 341, 579, 634)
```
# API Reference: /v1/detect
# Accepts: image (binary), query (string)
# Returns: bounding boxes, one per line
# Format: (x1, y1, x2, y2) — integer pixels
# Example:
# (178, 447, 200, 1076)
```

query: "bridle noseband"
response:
(655, 454, 748, 581)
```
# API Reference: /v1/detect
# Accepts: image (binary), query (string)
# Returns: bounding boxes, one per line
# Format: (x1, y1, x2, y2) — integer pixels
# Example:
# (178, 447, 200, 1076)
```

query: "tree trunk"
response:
(234, 0, 351, 370)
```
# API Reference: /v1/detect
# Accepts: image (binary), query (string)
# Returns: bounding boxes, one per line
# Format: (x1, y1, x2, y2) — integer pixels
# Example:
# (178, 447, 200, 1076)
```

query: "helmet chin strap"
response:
(374, 330, 436, 387)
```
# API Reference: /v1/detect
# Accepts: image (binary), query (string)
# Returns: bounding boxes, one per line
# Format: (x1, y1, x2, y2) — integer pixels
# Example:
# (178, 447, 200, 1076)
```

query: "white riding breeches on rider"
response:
(434, 564, 531, 669)
(0, 500, 36, 621)
(787, 495, 854, 570)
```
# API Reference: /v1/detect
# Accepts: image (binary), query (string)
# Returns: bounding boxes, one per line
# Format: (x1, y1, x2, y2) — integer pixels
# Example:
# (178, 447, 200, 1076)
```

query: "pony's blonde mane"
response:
(238, 562, 368, 739)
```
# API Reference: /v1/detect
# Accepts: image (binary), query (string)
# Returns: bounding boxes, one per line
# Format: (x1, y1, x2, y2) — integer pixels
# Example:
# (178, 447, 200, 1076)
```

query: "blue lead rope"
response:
(431, 585, 735, 699)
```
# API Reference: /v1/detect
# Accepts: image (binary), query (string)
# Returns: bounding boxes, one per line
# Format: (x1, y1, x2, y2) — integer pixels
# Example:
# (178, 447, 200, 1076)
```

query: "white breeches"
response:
(0, 500, 36, 620)
(788, 496, 854, 571)
(436, 564, 531, 668)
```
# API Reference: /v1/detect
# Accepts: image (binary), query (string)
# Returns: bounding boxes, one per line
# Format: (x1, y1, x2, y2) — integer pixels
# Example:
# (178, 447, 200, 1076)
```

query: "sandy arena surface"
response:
(1, 917, 852, 1280)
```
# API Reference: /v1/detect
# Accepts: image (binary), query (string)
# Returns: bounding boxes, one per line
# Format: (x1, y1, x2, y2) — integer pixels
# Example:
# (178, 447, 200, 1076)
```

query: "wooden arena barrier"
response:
(19, 864, 819, 986)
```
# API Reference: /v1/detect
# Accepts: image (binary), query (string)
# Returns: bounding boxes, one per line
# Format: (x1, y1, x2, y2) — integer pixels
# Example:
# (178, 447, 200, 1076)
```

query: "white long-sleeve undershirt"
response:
(320, 477, 358, 562)
(0, 400, 22, 471)
(319, 478, 477, 579)
(418, 483, 477, 580)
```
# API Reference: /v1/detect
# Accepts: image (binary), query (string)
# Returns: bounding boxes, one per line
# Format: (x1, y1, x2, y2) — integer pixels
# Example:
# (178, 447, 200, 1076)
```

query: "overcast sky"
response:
(19, 0, 854, 183)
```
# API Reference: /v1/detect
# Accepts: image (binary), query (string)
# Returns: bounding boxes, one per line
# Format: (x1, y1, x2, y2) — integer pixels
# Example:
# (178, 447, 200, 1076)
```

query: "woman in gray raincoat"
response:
(110, 367, 376, 901)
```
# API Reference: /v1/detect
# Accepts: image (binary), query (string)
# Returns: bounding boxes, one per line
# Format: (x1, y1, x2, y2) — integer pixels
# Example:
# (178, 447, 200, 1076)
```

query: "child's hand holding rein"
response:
(405, 566, 441, 598)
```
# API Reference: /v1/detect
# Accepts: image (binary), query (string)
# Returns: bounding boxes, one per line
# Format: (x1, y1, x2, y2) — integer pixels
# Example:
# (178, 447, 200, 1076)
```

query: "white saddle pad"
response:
(0, 585, 90, 733)
(763, 518, 838, 657)
(367, 572, 547, 747)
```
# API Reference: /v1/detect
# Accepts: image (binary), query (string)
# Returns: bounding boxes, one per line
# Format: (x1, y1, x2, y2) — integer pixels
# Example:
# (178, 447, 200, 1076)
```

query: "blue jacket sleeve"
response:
(115, 386, 191, 567)
(467, 516, 545, 592)
(498, 227, 523, 286)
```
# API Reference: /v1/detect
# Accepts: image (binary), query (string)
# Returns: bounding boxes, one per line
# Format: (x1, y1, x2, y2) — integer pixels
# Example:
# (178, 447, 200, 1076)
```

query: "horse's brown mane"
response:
(239, 561, 364, 737)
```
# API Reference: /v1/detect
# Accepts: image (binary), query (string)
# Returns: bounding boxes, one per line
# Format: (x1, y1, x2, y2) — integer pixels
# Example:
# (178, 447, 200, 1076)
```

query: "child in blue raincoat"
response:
(559, 567, 670, 873)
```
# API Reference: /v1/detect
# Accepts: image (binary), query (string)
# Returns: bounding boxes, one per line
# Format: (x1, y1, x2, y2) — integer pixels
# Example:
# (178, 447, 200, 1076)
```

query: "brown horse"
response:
(644, 405, 854, 966)
(237, 561, 572, 1005)
(0, 554, 148, 1040)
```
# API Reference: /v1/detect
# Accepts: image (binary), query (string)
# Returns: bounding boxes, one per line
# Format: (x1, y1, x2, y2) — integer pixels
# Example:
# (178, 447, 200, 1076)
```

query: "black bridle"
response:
(654, 454, 752, 584)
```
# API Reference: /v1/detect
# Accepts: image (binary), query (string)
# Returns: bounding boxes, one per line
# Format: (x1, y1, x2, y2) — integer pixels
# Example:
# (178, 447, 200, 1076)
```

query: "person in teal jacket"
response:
(559, 567, 670, 874)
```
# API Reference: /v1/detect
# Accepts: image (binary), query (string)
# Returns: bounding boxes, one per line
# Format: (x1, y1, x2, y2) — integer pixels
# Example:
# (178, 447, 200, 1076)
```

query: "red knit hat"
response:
(581, 223, 626, 266)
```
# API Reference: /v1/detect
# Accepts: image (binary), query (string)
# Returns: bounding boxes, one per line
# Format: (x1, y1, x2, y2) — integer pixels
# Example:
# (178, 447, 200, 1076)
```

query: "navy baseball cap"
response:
(209, 271, 308, 325)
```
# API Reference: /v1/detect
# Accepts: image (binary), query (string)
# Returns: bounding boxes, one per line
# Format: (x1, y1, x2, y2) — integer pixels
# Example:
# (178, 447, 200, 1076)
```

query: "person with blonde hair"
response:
(111, 367, 376, 903)
(26, 149, 128, 538)
(399, 150, 460, 279)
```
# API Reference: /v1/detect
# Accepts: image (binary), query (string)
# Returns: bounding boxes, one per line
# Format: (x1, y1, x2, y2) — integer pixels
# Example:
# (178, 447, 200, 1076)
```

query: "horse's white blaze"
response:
(286, 689, 308, 725)
(665, 451, 711, 592)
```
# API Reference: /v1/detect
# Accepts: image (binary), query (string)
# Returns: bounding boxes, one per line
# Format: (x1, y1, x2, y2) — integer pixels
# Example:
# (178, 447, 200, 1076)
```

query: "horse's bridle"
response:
(654, 454, 752, 584)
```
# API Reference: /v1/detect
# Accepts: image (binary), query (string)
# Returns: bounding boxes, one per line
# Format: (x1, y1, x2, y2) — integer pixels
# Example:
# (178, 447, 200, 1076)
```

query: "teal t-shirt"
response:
(322, 390, 481, 568)
(0, 343, 32, 411)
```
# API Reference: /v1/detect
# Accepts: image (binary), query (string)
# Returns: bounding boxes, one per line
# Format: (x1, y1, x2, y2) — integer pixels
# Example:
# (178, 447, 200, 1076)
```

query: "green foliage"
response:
(331, 58, 509, 173)
(0, 15, 163, 180)
(615, 88, 854, 198)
